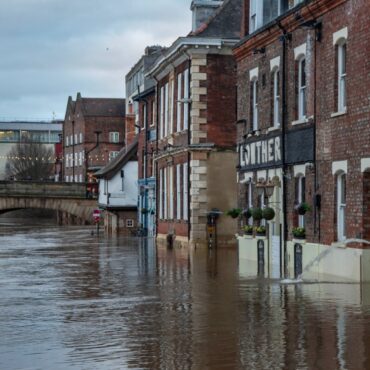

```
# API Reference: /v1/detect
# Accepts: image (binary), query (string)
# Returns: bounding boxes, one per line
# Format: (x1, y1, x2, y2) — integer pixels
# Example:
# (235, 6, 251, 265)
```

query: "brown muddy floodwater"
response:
(1, 219, 370, 369)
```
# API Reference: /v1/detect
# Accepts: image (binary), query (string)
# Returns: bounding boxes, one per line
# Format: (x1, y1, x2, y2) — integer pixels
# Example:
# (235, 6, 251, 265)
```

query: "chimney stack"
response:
(190, 0, 223, 32)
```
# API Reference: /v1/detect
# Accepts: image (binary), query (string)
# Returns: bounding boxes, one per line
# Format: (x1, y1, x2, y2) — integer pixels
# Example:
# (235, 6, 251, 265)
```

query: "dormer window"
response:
(249, 0, 301, 32)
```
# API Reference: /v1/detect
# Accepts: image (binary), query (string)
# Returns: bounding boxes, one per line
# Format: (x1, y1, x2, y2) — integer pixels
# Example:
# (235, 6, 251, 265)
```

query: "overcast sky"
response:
(0, 0, 191, 121)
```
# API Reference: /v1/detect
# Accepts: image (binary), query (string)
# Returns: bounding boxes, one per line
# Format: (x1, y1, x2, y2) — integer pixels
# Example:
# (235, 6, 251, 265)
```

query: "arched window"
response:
(251, 78, 259, 131)
(337, 172, 346, 241)
(272, 68, 280, 127)
(337, 41, 347, 112)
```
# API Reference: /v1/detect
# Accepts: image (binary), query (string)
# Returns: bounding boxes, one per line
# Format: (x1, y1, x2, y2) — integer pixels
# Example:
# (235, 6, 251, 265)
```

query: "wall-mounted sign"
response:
(238, 135, 282, 170)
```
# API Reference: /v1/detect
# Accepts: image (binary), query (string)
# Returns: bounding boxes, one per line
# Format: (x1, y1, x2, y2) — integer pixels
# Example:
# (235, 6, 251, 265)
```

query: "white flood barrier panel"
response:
(271, 235, 281, 279)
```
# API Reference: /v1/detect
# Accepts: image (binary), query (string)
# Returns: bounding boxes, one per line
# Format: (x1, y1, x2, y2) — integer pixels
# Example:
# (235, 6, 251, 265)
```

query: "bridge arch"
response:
(0, 197, 97, 224)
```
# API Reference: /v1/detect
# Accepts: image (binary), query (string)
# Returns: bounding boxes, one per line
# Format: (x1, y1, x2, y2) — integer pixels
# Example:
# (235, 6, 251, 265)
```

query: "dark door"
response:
(294, 243, 303, 278)
(257, 240, 265, 276)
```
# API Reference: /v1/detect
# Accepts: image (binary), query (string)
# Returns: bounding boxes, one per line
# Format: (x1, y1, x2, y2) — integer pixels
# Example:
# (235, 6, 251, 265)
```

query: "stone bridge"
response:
(0, 181, 98, 224)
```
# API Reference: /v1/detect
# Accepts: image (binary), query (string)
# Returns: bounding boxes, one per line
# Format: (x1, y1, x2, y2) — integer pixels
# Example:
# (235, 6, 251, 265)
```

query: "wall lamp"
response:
(253, 47, 266, 55)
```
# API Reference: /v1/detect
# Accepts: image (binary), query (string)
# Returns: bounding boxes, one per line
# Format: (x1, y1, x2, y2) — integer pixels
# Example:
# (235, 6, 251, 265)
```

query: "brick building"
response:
(63, 93, 125, 189)
(126, 46, 165, 237)
(235, 0, 370, 281)
(147, 0, 242, 248)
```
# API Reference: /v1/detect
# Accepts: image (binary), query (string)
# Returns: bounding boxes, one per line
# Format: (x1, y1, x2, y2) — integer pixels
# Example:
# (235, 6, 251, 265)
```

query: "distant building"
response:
(0, 120, 62, 180)
(63, 93, 125, 184)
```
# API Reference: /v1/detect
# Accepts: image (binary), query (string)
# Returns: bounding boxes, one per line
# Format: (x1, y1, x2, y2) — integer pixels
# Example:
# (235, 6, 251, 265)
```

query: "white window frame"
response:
(79, 132, 83, 144)
(142, 104, 147, 129)
(169, 80, 174, 135)
(169, 166, 174, 219)
(252, 78, 258, 131)
(164, 83, 169, 137)
(164, 167, 168, 219)
(109, 132, 119, 143)
(160, 86, 165, 139)
(183, 69, 189, 130)
(337, 42, 347, 113)
(126, 219, 134, 228)
(249, 0, 258, 32)
(66, 136, 69, 147)
(176, 164, 181, 220)
(337, 173, 346, 242)
(298, 57, 306, 120)
(183, 163, 188, 220)
(65, 175, 69, 182)
(273, 68, 280, 127)
(109, 151, 119, 161)
(159, 169, 164, 219)
(74, 134, 78, 146)
(177, 73, 182, 132)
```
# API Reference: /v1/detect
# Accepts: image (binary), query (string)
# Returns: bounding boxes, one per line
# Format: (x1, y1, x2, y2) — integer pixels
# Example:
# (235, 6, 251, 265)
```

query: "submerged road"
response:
(1, 218, 370, 369)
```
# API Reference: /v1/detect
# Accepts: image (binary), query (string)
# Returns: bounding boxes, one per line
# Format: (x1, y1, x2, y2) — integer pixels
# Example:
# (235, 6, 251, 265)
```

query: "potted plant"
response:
(243, 208, 252, 219)
(292, 226, 306, 239)
(295, 202, 311, 215)
(251, 207, 263, 221)
(242, 225, 254, 235)
(226, 208, 242, 219)
(262, 207, 275, 221)
(255, 225, 266, 236)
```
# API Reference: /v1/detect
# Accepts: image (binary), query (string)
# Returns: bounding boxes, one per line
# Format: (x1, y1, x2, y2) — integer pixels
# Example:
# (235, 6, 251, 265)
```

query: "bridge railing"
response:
(0, 181, 97, 199)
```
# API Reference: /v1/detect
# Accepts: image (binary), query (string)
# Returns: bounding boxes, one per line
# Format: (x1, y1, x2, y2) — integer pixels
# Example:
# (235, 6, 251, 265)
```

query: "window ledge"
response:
(293, 238, 306, 244)
(292, 118, 308, 126)
(267, 126, 281, 132)
(331, 110, 347, 118)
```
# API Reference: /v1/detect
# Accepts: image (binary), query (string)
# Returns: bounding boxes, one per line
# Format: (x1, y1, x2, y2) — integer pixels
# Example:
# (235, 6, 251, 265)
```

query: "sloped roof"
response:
(95, 137, 138, 180)
(80, 98, 125, 117)
(190, 0, 242, 39)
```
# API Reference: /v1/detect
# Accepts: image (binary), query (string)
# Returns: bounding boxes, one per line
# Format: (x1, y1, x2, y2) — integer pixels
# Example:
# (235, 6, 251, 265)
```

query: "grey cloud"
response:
(0, 0, 191, 119)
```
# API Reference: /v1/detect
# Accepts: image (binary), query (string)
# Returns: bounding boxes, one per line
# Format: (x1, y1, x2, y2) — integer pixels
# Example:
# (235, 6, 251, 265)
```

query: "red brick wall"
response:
(206, 54, 237, 148)
(235, 0, 370, 245)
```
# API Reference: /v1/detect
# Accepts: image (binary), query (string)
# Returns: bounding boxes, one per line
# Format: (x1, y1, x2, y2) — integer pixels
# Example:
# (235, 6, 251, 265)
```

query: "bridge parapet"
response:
(0, 181, 88, 198)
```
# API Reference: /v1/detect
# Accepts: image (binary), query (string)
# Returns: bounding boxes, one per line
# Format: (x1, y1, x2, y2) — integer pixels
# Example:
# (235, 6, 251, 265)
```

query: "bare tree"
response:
(5, 142, 54, 181)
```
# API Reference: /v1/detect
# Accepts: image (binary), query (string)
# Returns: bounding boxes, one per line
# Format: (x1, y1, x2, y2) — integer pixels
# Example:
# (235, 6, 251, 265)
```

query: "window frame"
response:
(251, 78, 259, 131)
(109, 132, 120, 143)
(337, 172, 346, 241)
(298, 57, 307, 120)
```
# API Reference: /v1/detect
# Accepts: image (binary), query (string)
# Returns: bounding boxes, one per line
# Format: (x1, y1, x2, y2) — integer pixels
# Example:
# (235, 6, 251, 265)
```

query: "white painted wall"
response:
(98, 161, 138, 207)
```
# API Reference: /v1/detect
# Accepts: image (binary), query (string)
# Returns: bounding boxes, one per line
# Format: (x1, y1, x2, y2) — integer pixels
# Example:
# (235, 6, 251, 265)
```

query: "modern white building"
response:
(0, 120, 62, 180)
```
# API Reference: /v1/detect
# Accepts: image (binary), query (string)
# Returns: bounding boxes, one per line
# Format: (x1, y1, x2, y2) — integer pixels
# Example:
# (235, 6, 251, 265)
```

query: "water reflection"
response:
(1, 221, 370, 369)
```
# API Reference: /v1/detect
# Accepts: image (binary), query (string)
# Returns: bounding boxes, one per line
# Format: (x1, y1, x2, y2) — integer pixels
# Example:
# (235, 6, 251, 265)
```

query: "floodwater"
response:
(2, 220, 370, 369)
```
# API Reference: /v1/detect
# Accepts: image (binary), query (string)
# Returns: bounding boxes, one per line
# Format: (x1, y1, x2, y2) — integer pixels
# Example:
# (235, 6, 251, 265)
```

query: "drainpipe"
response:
(278, 23, 290, 278)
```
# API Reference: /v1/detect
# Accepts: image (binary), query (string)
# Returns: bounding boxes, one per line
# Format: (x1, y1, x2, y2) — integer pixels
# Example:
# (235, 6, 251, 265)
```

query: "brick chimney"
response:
(190, 0, 223, 32)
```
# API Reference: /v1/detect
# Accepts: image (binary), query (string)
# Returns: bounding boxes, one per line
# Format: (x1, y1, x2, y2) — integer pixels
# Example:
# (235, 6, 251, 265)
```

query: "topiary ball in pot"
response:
(251, 207, 263, 221)
(262, 207, 275, 221)
(243, 208, 252, 219)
